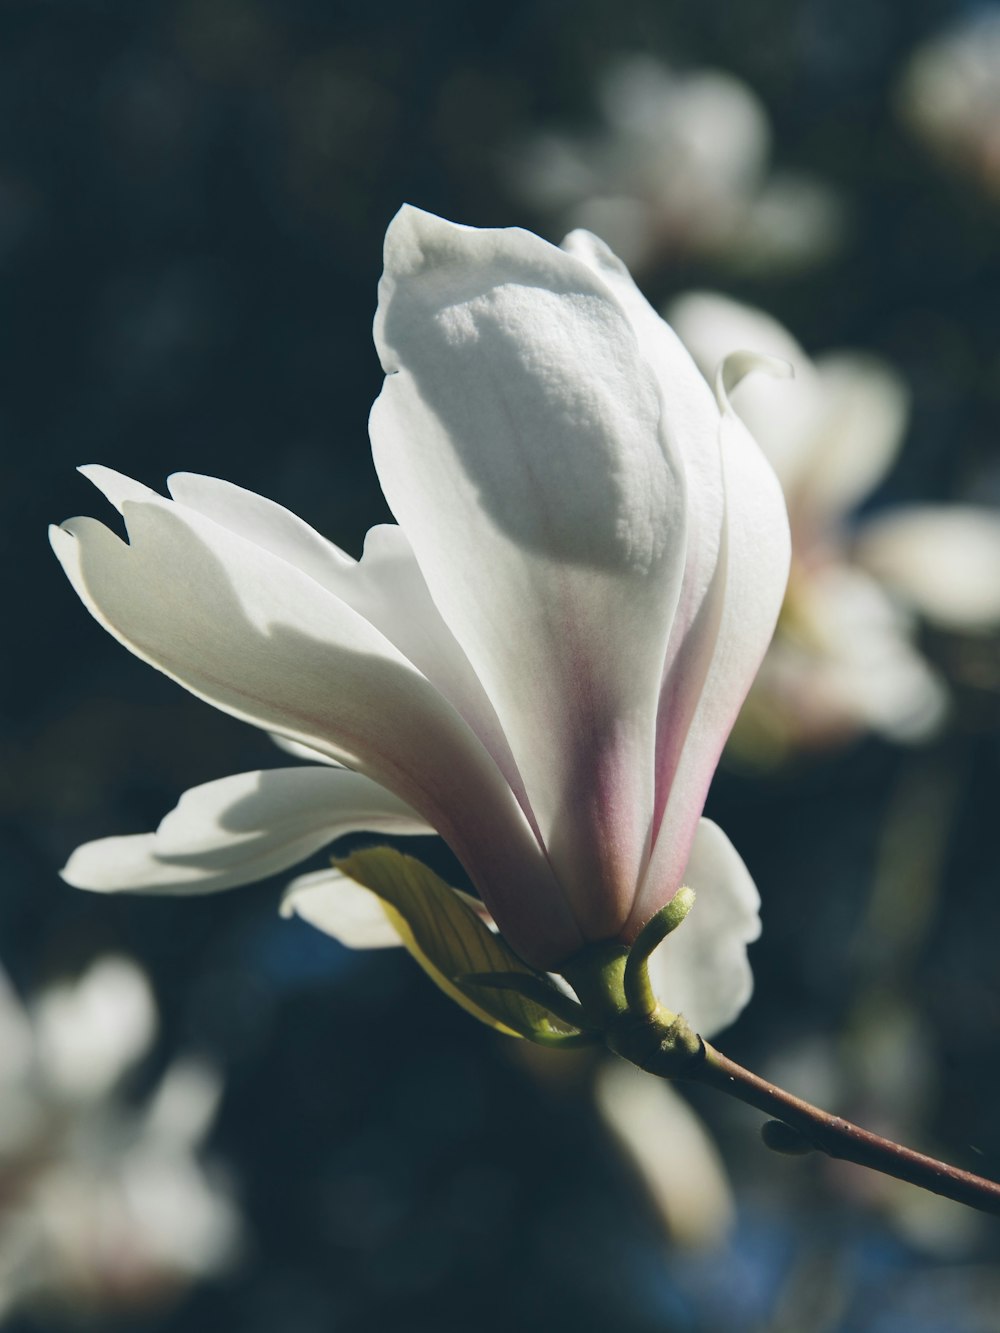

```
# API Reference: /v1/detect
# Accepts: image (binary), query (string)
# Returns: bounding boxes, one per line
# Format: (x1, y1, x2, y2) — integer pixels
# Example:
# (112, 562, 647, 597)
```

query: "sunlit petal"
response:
(281, 867, 405, 949)
(372, 206, 689, 941)
(62, 767, 433, 896)
(50, 478, 572, 962)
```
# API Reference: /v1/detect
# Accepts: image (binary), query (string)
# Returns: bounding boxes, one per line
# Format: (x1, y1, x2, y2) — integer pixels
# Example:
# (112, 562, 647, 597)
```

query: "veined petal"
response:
(281, 867, 406, 949)
(630, 362, 789, 931)
(371, 206, 688, 941)
(50, 478, 577, 965)
(646, 819, 761, 1039)
(62, 767, 433, 896)
(855, 504, 1000, 632)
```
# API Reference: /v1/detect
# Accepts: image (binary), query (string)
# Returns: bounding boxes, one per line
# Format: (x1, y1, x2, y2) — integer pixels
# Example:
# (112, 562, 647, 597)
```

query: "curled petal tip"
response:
(715, 350, 794, 414)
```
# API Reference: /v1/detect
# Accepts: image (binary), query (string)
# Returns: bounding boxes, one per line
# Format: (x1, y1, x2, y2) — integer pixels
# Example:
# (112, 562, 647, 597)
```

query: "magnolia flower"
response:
(896, 8, 1000, 200)
(52, 207, 788, 1036)
(668, 291, 1000, 758)
(512, 56, 844, 275)
(0, 957, 240, 1321)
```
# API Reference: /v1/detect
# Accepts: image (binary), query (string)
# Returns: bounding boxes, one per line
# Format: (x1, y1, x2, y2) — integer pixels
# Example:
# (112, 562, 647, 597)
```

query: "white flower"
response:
(512, 55, 844, 274)
(897, 9, 1000, 200)
(0, 958, 240, 1321)
(668, 291, 1000, 757)
(51, 207, 788, 1032)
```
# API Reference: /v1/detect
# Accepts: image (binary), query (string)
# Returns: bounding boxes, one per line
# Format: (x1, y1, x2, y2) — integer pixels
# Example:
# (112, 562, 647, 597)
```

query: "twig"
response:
(677, 1039, 1000, 1216)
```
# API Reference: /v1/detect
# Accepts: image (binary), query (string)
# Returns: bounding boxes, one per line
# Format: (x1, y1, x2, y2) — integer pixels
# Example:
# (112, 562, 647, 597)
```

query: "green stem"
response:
(623, 887, 696, 1018)
(670, 1039, 1000, 1217)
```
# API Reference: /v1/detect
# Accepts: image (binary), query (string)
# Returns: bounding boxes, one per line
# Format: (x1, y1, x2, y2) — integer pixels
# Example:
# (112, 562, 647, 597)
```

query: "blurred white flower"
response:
(0, 957, 241, 1322)
(897, 8, 1000, 199)
(668, 291, 1000, 760)
(593, 1061, 734, 1249)
(512, 55, 844, 274)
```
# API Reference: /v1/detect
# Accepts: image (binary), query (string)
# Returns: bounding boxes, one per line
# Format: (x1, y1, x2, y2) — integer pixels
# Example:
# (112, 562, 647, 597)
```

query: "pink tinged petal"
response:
(50, 479, 576, 965)
(646, 818, 761, 1039)
(166, 473, 531, 822)
(561, 236, 733, 859)
(61, 767, 434, 895)
(280, 868, 406, 949)
(855, 504, 1000, 632)
(630, 358, 791, 934)
(371, 206, 689, 944)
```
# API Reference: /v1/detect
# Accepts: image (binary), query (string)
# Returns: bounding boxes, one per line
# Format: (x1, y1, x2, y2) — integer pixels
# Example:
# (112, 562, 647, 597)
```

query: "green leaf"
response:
(335, 847, 584, 1043)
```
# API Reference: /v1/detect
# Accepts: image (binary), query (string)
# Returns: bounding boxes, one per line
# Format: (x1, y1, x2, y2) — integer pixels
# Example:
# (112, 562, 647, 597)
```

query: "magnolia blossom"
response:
(52, 207, 788, 1033)
(896, 9, 1000, 200)
(0, 957, 240, 1321)
(668, 291, 1000, 758)
(512, 55, 844, 275)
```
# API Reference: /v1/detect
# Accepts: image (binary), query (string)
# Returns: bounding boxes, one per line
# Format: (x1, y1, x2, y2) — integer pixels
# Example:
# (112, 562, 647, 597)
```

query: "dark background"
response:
(3, 1, 1000, 1330)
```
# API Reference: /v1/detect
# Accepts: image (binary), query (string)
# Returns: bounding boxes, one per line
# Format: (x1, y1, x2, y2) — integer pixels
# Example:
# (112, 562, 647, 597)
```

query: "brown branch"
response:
(677, 1039, 1000, 1216)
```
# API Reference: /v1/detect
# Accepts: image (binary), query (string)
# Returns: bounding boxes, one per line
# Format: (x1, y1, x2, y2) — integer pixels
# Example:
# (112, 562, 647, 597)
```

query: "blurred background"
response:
(4, 0, 1000, 1329)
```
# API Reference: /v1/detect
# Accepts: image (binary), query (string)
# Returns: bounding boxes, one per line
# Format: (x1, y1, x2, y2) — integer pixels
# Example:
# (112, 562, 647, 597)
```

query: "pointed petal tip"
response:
(384, 204, 457, 266)
(48, 520, 73, 548)
(715, 350, 794, 414)
(74, 465, 161, 514)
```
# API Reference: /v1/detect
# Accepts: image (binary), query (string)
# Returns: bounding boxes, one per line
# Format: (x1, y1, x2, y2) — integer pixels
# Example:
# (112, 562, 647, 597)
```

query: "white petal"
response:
(62, 767, 433, 895)
(32, 956, 157, 1099)
(51, 475, 574, 963)
(634, 376, 790, 930)
(167, 475, 531, 829)
(541, 243, 790, 934)
(666, 290, 820, 490)
(667, 293, 908, 521)
(280, 867, 406, 949)
(0, 969, 36, 1089)
(282, 864, 497, 951)
(802, 353, 909, 520)
(372, 206, 689, 942)
(856, 505, 1000, 631)
(556, 247, 789, 930)
(269, 733, 343, 765)
(593, 1062, 733, 1247)
(646, 819, 761, 1038)
(752, 562, 947, 746)
(144, 1059, 223, 1148)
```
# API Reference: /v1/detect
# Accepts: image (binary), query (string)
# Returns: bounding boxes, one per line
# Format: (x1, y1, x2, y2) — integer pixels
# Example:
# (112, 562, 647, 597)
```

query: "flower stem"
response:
(672, 1039, 1000, 1217)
